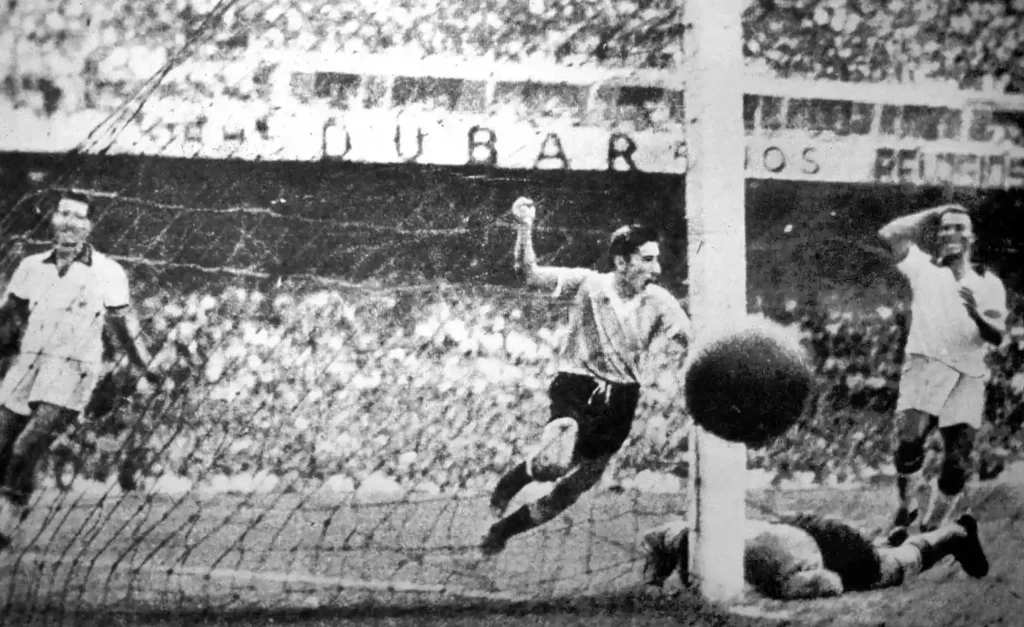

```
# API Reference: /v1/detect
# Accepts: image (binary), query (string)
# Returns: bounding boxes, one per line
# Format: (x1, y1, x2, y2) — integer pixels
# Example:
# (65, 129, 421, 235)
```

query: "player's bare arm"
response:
(0, 294, 29, 351)
(106, 306, 159, 382)
(959, 285, 1005, 345)
(877, 205, 952, 261)
(511, 197, 585, 290)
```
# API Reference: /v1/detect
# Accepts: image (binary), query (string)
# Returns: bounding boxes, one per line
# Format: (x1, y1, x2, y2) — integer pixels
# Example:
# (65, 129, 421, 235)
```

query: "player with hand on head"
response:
(640, 511, 989, 599)
(480, 197, 691, 556)
(0, 193, 160, 547)
(877, 204, 1007, 534)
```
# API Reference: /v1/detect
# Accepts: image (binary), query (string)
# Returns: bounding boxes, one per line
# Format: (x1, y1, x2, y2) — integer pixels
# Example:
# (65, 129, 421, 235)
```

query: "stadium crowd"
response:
(0, 275, 1014, 496)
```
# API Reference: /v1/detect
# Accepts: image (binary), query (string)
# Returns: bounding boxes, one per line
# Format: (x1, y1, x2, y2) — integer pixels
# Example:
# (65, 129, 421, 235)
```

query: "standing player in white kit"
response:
(878, 203, 1007, 533)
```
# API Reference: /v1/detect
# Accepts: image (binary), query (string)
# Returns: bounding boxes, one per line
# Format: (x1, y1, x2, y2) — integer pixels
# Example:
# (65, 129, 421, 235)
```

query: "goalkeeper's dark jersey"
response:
(781, 513, 882, 591)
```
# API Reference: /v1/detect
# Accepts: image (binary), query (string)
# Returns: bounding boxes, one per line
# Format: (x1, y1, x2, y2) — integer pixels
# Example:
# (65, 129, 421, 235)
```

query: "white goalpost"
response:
(682, 0, 748, 603)
(4, 1, 1024, 617)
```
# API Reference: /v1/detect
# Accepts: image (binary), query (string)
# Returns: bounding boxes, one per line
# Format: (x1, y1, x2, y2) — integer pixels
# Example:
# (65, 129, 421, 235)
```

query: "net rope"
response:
(0, 0, 698, 611)
(3, 0, 1023, 623)
(0, 199, 696, 622)
(0, 175, 699, 620)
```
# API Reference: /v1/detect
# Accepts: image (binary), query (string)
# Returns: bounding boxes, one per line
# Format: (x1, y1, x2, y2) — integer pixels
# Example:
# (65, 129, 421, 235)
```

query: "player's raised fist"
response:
(511, 197, 536, 225)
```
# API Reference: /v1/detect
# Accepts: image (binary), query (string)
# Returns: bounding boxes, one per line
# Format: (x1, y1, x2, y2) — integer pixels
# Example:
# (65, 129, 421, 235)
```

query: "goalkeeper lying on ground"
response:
(640, 512, 988, 599)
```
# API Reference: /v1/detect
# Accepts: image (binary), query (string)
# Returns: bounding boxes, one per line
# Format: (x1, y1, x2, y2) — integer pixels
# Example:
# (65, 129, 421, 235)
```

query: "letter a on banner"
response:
(535, 133, 569, 169)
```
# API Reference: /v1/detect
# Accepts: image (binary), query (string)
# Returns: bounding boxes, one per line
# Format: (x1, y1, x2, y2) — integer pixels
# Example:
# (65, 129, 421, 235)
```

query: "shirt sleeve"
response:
(4, 258, 33, 302)
(652, 287, 691, 341)
(895, 243, 933, 283)
(103, 261, 131, 309)
(551, 267, 597, 299)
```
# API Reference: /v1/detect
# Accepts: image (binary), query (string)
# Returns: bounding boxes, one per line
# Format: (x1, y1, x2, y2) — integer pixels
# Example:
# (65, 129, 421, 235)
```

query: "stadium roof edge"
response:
(254, 51, 1024, 111)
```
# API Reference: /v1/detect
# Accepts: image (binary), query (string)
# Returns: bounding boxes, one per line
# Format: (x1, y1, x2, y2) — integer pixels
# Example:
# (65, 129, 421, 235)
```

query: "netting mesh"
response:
(0, 0, 704, 606)
(0, 183, 699, 622)
(0, 155, 706, 619)
(6, 0, 1022, 623)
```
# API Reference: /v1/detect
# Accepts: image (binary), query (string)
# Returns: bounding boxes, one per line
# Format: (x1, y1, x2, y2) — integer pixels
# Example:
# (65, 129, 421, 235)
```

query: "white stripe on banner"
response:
(2, 53, 1023, 188)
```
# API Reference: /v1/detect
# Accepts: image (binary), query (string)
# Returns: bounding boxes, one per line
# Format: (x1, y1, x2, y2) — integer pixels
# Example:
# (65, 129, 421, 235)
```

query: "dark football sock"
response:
(491, 462, 531, 508)
(909, 517, 986, 578)
(493, 505, 537, 542)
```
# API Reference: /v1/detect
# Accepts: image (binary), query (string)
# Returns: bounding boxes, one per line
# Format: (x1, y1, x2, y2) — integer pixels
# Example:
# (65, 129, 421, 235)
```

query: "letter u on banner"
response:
(395, 124, 425, 162)
(323, 119, 352, 160)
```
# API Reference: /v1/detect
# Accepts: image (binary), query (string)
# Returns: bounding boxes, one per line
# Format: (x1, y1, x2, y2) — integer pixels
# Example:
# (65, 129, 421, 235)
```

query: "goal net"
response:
(0, 169, 694, 621)
(3, 0, 1023, 622)
(0, 0, 699, 615)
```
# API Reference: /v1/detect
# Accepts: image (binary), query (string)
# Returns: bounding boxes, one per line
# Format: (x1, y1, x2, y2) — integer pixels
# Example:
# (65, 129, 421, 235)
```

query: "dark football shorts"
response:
(548, 372, 642, 461)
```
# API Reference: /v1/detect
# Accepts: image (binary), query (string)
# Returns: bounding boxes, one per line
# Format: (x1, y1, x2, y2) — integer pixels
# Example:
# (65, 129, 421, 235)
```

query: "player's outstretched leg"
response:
(489, 417, 578, 518)
(876, 514, 988, 587)
(0, 499, 17, 549)
(481, 455, 608, 556)
(0, 406, 30, 549)
(0, 403, 77, 547)
(489, 462, 533, 518)
(0, 408, 26, 499)
(884, 525, 911, 548)
(949, 514, 989, 577)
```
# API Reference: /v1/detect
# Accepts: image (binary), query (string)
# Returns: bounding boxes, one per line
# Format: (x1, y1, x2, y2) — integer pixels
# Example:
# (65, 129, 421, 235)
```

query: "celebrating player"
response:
(0, 193, 158, 547)
(480, 197, 691, 556)
(877, 204, 1007, 533)
(641, 512, 989, 599)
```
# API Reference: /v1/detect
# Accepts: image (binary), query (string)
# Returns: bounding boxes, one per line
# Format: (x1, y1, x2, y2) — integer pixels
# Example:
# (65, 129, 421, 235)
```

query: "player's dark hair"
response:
(937, 203, 971, 222)
(608, 225, 659, 263)
(60, 192, 95, 220)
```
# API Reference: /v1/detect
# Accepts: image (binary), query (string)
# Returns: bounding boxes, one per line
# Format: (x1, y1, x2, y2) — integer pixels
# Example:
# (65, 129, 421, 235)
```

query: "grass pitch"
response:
(3, 475, 1024, 627)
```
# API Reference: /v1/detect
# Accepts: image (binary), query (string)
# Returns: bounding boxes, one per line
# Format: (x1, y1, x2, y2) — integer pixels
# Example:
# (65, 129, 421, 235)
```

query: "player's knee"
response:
(530, 417, 577, 480)
(544, 416, 578, 440)
(895, 440, 926, 475)
(896, 409, 933, 441)
(526, 455, 572, 482)
(527, 457, 569, 482)
(938, 456, 969, 496)
(942, 424, 975, 463)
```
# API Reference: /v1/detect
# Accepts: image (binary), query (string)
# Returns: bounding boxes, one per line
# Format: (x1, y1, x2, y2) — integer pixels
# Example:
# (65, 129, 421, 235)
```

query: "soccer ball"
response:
(683, 317, 814, 447)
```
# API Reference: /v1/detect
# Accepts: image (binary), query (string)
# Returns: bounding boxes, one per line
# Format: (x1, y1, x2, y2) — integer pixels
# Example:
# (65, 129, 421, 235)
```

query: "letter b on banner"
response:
(468, 126, 497, 166)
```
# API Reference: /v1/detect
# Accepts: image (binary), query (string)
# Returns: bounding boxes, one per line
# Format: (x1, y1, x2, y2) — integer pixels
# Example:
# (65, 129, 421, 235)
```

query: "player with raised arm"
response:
(877, 203, 1007, 534)
(640, 511, 989, 599)
(0, 193, 159, 547)
(480, 197, 691, 556)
